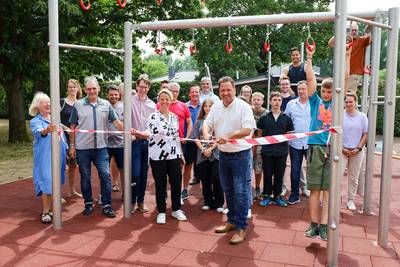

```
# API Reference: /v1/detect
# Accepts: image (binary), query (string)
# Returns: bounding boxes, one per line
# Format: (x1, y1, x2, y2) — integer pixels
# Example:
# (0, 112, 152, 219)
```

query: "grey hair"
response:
(201, 76, 211, 84)
(29, 92, 50, 117)
(168, 82, 180, 91)
(84, 76, 100, 89)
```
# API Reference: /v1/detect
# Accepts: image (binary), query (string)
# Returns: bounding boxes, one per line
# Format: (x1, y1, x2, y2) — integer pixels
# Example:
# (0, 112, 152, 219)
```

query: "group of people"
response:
(29, 22, 370, 244)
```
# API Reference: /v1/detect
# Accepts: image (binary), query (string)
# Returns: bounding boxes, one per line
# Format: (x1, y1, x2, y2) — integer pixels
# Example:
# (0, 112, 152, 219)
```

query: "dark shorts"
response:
(108, 147, 124, 169)
(307, 145, 330, 190)
(183, 142, 197, 165)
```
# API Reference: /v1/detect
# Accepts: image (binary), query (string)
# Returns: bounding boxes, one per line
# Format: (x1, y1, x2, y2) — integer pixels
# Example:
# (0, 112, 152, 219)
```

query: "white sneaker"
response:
(156, 213, 166, 224)
(202, 205, 210, 211)
(172, 210, 187, 221)
(216, 207, 224, 213)
(223, 208, 229, 215)
(247, 209, 252, 219)
(347, 200, 356, 211)
(301, 188, 310, 198)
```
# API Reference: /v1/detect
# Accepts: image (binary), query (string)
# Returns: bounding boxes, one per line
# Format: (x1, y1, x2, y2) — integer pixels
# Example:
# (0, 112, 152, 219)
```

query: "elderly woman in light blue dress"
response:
(29, 92, 67, 224)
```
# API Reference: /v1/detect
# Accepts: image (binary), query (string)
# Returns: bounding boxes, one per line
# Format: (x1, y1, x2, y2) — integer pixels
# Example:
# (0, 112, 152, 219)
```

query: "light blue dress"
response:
(30, 114, 66, 196)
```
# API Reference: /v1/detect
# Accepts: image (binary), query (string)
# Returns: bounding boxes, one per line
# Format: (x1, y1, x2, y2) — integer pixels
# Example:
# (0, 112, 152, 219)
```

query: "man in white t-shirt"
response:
(203, 76, 256, 245)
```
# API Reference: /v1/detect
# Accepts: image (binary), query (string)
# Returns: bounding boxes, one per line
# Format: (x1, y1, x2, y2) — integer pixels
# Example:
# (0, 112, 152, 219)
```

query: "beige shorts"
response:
(347, 74, 363, 93)
(253, 146, 263, 174)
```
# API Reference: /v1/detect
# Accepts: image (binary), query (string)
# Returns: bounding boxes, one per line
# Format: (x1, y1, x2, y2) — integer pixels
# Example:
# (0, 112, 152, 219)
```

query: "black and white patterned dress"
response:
(147, 110, 183, 161)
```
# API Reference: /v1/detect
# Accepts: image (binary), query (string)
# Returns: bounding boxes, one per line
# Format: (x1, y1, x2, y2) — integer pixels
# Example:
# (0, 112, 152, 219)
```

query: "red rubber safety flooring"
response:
(1, 155, 400, 267)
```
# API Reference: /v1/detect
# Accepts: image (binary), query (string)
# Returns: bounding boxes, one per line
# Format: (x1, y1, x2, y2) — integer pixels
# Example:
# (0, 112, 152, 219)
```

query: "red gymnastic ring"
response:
(80, 0, 91, 11)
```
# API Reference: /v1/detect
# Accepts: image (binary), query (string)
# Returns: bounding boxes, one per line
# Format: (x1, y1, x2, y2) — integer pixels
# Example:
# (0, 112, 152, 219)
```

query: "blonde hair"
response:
(158, 88, 173, 101)
(252, 92, 264, 99)
(67, 79, 83, 99)
(29, 92, 50, 117)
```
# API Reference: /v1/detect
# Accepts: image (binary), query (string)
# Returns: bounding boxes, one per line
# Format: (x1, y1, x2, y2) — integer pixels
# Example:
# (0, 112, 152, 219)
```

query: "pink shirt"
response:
(156, 101, 190, 138)
(131, 94, 156, 131)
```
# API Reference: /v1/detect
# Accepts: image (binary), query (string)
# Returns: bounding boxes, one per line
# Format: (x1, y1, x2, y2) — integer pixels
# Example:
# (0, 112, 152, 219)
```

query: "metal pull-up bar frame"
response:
(48, 1, 399, 266)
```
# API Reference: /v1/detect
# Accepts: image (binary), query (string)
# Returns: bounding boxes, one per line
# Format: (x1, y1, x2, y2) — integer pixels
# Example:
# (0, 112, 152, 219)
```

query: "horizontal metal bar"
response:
(377, 95, 400, 99)
(373, 101, 385, 105)
(348, 15, 392, 30)
(48, 42, 125, 53)
(133, 11, 379, 31)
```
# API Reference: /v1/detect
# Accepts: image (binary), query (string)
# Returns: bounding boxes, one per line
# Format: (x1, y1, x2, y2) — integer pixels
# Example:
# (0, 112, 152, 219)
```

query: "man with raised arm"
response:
(328, 22, 371, 92)
(280, 47, 307, 96)
(304, 42, 351, 241)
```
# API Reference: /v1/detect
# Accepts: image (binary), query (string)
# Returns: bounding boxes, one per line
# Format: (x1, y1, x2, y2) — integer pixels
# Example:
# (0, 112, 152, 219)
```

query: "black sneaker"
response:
(82, 204, 94, 215)
(319, 224, 328, 241)
(189, 177, 200, 185)
(304, 222, 319, 238)
(103, 206, 116, 218)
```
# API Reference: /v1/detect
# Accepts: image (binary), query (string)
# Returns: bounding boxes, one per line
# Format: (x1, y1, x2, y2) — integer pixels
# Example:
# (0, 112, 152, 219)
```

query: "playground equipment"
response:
(48, 1, 399, 266)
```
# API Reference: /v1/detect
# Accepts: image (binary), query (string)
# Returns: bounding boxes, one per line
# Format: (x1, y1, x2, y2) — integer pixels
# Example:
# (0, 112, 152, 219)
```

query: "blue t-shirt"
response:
(308, 92, 332, 145)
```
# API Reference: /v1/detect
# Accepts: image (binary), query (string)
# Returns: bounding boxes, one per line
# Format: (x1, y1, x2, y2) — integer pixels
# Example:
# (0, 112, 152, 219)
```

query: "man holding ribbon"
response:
(69, 76, 124, 218)
(203, 76, 256, 245)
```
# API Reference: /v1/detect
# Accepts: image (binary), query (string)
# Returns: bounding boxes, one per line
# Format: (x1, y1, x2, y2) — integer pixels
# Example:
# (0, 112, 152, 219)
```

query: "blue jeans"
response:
(289, 146, 308, 198)
(219, 149, 252, 230)
(131, 140, 149, 204)
(76, 148, 112, 207)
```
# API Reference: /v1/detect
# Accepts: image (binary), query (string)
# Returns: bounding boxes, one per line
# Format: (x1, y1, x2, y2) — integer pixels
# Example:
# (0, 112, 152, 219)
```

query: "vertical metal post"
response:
(378, 7, 399, 247)
(364, 16, 382, 215)
(361, 45, 371, 113)
(328, 0, 347, 265)
(123, 22, 133, 218)
(48, 0, 62, 230)
(267, 51, 272, 108)
(357, 45, 371, 198)
(300, 42, 305, 65)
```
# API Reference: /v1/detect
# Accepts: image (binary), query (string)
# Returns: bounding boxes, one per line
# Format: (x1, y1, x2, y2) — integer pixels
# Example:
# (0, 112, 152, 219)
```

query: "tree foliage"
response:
(190, 0, 334, 81)
(0, 0, 203, 142)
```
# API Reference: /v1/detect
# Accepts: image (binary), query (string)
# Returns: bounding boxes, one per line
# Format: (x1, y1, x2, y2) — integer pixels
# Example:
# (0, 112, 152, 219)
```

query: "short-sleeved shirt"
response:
(107, 101, 124, 148)
(190, 118, 219, 163)
(343, 111, 368, 149)
(205, 97, 256, 153)
(131, 94, 156, 132)
(308, 92, 332, 145)
(288, 63, 307, 96)
(252, 108, 268, 124)
(69, 97, 118, 150)
(157, 101, 191, 138)
(185, 101, 201, 136)
(147, 110, 183, 161)
(281, 95, 296, 111)
(285, 98, 311, 150)
(350, 36, 371, 75)
(257, 112, 294, 156)
(200, 91, 220, 103)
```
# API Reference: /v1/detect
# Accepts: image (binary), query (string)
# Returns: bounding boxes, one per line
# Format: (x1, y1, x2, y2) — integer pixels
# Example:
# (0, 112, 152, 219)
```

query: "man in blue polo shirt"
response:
(69, 76, 124, 218)
(182, 85, 202, 199)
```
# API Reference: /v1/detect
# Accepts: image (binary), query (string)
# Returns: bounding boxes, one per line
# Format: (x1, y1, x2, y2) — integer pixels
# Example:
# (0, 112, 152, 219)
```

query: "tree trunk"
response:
(3, 75, 30, 143)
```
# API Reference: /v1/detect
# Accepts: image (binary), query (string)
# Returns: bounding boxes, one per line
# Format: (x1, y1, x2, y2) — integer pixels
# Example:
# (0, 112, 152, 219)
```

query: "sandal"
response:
(41, 213, 52, 224)
(112, 184, 120, 192)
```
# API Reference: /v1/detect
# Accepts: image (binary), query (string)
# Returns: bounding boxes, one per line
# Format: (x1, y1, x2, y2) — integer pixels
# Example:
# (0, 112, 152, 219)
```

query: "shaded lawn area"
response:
(0, 119, 33, 184)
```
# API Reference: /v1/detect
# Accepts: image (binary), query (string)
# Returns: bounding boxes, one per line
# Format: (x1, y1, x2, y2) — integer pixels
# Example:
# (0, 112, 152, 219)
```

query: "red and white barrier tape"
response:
(59, 127, 341, 146)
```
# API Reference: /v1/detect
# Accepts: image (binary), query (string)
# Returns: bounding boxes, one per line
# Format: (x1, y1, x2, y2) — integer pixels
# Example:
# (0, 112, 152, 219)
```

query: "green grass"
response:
(0, 119, 33, 162)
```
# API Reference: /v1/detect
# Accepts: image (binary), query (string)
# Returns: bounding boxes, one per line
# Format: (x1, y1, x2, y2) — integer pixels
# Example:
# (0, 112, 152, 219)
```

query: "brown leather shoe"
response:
(230, 229, 246, 244)
(137, 203, 149, 213)
(215, 223, 236, 233)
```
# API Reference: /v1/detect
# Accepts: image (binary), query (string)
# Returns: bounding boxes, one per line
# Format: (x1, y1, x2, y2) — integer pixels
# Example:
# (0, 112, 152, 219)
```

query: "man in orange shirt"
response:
(328, 22, 372, 92)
